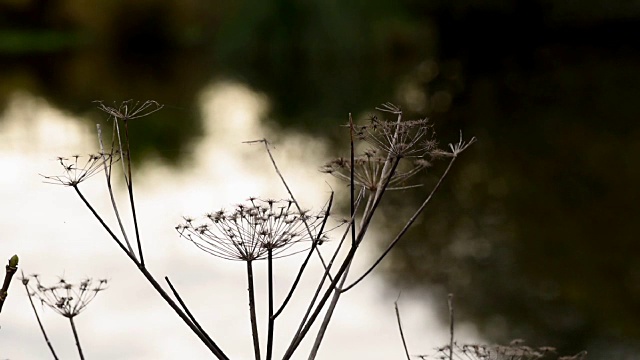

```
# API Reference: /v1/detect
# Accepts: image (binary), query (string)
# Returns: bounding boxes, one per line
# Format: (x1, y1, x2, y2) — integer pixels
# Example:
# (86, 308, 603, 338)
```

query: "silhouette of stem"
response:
(69, 317, 85, 360)
(21, 272, 59, 360)
(246, 261, 261, 360)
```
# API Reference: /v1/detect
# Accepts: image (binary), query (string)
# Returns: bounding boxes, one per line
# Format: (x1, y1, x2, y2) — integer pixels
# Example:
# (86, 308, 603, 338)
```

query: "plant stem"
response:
(283, 159, 400, 359)
(274, 192, 334, 319)
(165, 277, 218, 350)
(22, 273, 59, 360)
(266, 249, 274, 360)
(395, 299, 411, 360)
(340, 157, 456, 292)
(74, 186, 229, 359)
(138, 267, 229, 359)
(448, 294, 454, 360)
(307, 260, 351, 359)
(73, 186, 136, 262)
(246, 260, 261, 360)
(349, 114, 356, 247)
(96, 124, 135, 255)
(123, 120, 145, 267)
(69, 317, 85, 360)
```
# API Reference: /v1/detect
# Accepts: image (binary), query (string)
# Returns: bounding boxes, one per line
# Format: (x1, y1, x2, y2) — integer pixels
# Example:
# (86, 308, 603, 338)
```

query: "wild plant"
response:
(21, 274, 108, 360)
(39, 100, 476, 359)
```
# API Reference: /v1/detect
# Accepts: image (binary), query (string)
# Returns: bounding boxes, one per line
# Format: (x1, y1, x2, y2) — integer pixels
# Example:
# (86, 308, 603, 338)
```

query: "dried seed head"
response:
(178, 198, 331, 261)
(321, 153, 430, 192)
(26, 275, 108, 318)
(351, 104, 440, 158)
(41, 152, 120, 187)
(421, 340, 577, 360)
(94, 100, 163, 121)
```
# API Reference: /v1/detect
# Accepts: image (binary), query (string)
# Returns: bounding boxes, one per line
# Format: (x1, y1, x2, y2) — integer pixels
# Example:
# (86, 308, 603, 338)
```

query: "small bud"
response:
(8, 254, 18, 269)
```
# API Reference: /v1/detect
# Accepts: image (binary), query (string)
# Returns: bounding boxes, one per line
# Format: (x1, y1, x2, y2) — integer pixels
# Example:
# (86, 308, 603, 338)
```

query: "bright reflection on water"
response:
(0, 82, 479, 359)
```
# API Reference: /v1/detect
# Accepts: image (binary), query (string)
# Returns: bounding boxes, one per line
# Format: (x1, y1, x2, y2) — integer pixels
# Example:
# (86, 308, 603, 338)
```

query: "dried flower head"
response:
(351, 103, 439, 158)
(320, 149, 430, 191)
(94, 100, 163, 121)
(41, 152, 119, 186)
(177, 198, 329, 261)
(26, 275, 108, 318)
(420, 341, 579, 360)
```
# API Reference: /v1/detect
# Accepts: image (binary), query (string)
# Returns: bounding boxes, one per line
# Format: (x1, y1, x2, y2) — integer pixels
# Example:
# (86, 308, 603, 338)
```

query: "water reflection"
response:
(0, 83, 473, 359)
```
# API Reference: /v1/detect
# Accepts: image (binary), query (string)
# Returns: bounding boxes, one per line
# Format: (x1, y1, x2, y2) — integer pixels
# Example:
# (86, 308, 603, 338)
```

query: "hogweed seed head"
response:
(320, 148, 430, 191)
(177, 198, 330, 261)
(328, 104, 476, 191)
(420, 341, 579, 360)
(26, 275, 108, 318)
(41, 152, 120, 187)
(347, 103, 440, 159)
(94, 100, 163, 121)
(353, 115, 438, 158)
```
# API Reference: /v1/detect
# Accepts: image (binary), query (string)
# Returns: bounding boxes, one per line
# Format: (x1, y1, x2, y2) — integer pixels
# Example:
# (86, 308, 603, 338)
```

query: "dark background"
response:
(1, 0, 639, 358)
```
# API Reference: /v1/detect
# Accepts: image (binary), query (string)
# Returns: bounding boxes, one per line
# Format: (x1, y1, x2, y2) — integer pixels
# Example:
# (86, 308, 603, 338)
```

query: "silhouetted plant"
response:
(38, 100, 478, 360)
(24, 275, 108, 360)
(19, 272, 59, 360)
(395, 295, 586, 360)
(419, 342, 586, 360)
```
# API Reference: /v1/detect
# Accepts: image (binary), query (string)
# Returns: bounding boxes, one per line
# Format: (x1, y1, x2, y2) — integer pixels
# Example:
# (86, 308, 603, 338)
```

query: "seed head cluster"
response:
(176, 198, 328, 261)
(353, 115, 438, 159)
(23, 275, 108, 318)
(94, 100, 163, 121)
(322, 103, 454, 191)
(421, 341, 585, 360)
(321, 149, 431, 191)
(42, 153, 119, 187)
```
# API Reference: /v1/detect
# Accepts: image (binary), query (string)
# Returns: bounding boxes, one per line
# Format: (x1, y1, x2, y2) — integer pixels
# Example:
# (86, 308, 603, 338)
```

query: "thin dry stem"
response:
(248, 139, 332, 273)
(73, 187, 228, 359)
(20, 272, 59, 360)
(165, 277, 218, 350)
(395, 297, 411, 360)
(274, 192, 335, 319)
(247, 261, 261, 360)
(340, 155, 457, 292)
(448, 294, 454, 360)
(69, 317, 85, 360)
(96, 124, 135, 255)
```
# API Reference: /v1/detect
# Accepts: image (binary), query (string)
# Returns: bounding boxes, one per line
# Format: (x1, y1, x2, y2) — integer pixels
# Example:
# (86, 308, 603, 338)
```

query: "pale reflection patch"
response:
(0, 85, 479, 359)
